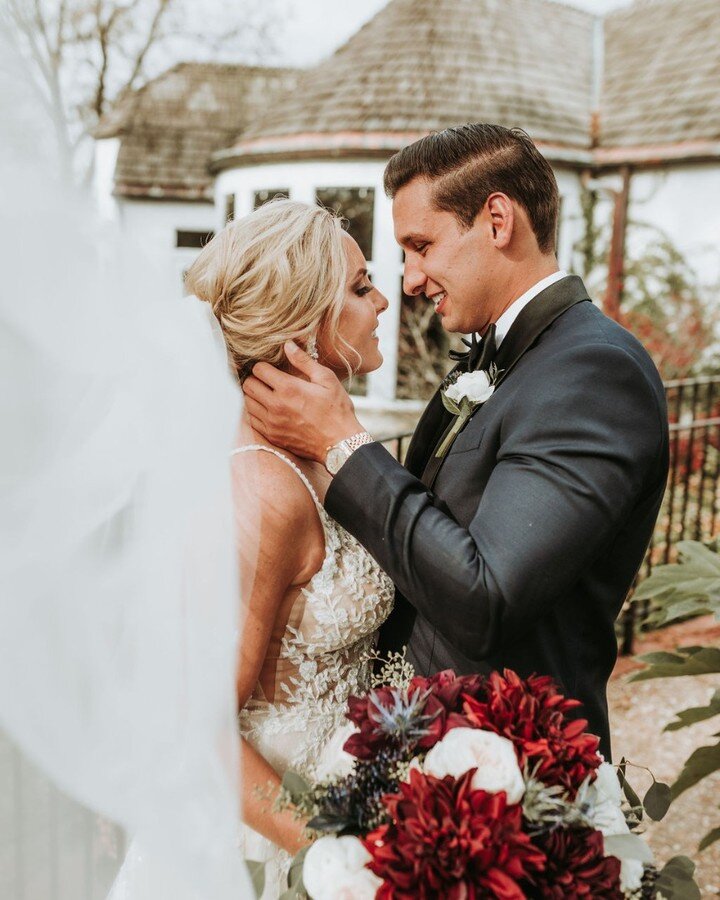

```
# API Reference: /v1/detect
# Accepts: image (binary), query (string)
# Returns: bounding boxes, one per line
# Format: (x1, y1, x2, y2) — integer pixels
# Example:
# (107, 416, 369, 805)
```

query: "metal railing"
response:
(380, 375, 720, 654)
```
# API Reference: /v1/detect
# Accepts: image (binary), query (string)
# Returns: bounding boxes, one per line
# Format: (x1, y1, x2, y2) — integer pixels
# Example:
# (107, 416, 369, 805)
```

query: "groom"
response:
(243, 124, 669, 759)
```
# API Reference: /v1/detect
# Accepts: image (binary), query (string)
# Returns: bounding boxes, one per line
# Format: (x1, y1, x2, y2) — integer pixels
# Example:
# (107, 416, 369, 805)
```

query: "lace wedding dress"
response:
(232, 445, 395, 898)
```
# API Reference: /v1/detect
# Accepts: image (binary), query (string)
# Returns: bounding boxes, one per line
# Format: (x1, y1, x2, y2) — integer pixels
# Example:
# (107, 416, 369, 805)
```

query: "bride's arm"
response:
(232, 451, 324, 855)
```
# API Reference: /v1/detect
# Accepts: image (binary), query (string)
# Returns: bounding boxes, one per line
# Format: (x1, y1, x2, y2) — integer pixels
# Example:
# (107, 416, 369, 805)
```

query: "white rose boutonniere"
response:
(436, 364, 499, 458)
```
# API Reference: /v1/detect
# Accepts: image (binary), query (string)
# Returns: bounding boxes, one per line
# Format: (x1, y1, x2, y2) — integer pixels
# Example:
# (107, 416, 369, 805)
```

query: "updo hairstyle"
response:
(185, 199, 352, 381)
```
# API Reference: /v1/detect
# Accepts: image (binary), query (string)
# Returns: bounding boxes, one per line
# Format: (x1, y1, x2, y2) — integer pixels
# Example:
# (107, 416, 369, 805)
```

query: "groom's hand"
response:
(242, 341, 365, 462)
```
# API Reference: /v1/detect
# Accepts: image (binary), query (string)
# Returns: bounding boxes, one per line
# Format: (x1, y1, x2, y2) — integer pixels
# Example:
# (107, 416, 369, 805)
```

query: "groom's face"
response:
(393, 176, 497, 334)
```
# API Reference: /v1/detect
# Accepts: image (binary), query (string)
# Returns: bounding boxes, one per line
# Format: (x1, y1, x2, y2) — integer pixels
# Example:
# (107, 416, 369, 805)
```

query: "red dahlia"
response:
(463, 670, 600, 796)
(529, 827, 623, 898)
(363, 768, 545, 899)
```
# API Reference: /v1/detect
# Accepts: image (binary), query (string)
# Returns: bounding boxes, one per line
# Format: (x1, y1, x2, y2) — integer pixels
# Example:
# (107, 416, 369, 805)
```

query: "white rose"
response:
(444, 370, 495, 404)
(593, 762, 623, 807)
(620, 858, 644, 894)
(303, 835, 382, 900)
(588, 765, 646, 895)
(588, 763, 628, 836)
(314, 722, 357, 782)
(422, 728, 525, 805)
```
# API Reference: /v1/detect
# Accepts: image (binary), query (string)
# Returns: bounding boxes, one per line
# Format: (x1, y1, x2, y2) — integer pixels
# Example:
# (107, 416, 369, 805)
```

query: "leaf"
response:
(699, 825, 720, 851)
(279, 846, 309, 899)
(671, 740, 720, 800)
(246, 860, 266, 899)
(282, 770, 311, 804)
(629, 646, 720, 681)
(440, 392, 461, 416)
(632, 541, 720, 627)
(655, 855, 701, 900)
(643, 780, 672, 820)
(617, 758, 643, 818)
(603, 832, 654, 864)
(287, 846, 308, 889)
(665, 689, 720, 731)
(306, 813, 351, 833)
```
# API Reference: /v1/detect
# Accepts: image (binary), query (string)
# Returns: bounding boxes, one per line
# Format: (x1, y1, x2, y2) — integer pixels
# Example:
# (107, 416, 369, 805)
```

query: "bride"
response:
(184, 199, 395, 894)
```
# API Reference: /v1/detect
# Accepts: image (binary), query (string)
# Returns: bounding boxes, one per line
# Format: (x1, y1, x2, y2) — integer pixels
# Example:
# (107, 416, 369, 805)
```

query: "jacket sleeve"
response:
(324, 342, 667, 661)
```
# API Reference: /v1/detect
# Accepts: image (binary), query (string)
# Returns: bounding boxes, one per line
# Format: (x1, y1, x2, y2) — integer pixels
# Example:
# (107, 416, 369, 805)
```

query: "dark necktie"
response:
(449, 323, 498, 373)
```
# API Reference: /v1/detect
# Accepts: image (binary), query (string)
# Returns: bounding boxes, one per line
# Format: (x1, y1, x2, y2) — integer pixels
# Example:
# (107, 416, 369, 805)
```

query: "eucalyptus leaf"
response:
(307, 813, 350, 833)
(643, 780, 672, 820)
(282, 770, 311, 804)
(698, 825, 720, 851)
(246, 860, 266, 899)
(665, 689, 720, 731)
(617, 759, 642, 817)
(440, 393, 461, 416)
(287, 845, 309, 890)
(603, 832, 654, 864)
(671, 740, 720, 799)
(655, 855, 701, 900)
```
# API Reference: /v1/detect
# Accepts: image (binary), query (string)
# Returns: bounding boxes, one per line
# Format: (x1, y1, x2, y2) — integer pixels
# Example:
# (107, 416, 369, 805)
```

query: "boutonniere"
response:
(435, 364, 500, 459)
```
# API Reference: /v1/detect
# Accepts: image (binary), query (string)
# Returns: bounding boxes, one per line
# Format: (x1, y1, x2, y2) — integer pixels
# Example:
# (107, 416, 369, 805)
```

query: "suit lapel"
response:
(493, 275, 590, 387)
(403, 362, 461, 478)
(418, 275, 591, 488)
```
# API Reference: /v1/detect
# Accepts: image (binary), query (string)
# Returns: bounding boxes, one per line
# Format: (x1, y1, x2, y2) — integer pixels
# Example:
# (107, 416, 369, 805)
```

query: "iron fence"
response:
(380, 375, 720, 655)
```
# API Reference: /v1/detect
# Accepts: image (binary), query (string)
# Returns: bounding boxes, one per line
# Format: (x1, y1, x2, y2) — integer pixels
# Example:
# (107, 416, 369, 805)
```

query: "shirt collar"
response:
(494, 270, 569, 348)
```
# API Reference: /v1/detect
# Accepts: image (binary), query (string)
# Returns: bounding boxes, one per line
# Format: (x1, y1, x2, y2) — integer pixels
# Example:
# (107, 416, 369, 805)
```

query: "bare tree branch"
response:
(5, 0, 281, 181)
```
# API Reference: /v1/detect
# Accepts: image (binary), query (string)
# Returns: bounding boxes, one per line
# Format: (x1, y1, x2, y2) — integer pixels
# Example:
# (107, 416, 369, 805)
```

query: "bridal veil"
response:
(0, 22, 256, 899)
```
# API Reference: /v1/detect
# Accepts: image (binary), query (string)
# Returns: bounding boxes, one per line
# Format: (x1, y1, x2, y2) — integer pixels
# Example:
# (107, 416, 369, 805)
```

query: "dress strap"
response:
(231, 444, 324, 514)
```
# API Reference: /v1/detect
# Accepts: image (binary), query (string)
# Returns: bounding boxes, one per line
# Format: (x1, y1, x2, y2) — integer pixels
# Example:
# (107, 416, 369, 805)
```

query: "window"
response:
(176, 230, 214, 249)
(225, 194, 235, 222)
(254, 189, 289, 209)
(315, 187, 374, 261)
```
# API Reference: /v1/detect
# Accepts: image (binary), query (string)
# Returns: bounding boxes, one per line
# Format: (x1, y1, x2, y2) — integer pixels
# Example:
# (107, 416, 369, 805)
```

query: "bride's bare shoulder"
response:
(230, 445, 320, 533)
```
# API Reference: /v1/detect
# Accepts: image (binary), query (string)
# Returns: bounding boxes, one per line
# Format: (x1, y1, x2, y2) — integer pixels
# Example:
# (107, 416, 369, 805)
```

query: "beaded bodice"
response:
(231, 445, 394, 778)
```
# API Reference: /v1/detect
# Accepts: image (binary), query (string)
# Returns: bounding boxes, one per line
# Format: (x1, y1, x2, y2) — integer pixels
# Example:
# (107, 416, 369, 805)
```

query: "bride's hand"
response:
(243, 341, 364, 463)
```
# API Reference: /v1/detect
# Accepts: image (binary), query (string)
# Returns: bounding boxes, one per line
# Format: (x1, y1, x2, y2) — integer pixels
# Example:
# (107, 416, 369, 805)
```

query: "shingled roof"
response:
(599, 0, 720, 161)
(214, 0, 597, 169)
(102, 0, 720, 196)
(97, 62, 297, 200)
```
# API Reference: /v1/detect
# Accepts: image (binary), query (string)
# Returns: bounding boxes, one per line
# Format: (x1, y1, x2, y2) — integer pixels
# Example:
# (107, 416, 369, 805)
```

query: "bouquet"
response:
(279, 660, 698, 899)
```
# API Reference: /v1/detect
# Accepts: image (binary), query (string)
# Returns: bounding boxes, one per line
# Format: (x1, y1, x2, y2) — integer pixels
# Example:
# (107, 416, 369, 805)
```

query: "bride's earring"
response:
(306, 335, 319, 360)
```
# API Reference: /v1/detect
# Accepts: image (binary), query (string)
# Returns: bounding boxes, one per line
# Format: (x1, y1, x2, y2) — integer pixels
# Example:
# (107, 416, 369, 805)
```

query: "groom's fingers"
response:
(242, 373, 274, 405)
(284, 341, 334, 386)
(249, 361, 287, 390)
(243, 394, 268, 422)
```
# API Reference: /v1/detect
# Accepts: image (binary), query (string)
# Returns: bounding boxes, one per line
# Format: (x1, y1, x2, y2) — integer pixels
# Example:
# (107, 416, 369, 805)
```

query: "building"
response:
(94, 62, 298, 286)
(95, 0, 720, 406)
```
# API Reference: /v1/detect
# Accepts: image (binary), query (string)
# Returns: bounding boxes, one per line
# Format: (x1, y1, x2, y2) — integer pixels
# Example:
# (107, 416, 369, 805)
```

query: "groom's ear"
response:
(485, 192, 514, 249)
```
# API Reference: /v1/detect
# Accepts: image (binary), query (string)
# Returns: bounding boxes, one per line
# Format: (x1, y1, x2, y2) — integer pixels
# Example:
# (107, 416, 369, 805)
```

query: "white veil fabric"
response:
(0, 22, 255, 900)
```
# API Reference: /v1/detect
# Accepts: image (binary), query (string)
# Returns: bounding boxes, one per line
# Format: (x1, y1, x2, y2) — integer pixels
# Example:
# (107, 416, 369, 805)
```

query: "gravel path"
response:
(609, 617, 720, 898)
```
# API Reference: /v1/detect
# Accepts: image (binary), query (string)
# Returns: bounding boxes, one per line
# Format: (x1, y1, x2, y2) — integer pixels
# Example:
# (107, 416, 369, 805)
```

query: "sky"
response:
(279, 0, 635, 66)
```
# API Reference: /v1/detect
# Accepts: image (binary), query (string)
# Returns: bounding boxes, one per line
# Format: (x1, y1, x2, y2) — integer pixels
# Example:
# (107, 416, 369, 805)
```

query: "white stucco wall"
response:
(555, 167, 587, 274)
(115, 198, 216, 291)
(627, 164, 720, 288)
(92, 139, 217, 294)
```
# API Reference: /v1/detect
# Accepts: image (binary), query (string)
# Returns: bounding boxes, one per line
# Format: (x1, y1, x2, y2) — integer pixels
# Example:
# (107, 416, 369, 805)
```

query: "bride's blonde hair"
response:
(185, 199, 350, 381)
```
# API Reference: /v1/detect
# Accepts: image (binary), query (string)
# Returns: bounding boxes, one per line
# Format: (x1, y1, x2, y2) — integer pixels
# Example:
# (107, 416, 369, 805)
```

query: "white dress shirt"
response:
(493, 270, 569, 348)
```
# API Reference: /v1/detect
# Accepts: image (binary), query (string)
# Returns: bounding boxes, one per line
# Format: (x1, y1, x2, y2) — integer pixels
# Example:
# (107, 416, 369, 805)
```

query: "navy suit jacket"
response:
(325, 276, 669, 759)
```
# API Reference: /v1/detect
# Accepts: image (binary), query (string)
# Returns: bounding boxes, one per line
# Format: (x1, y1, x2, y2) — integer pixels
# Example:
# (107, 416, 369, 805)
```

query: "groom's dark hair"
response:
(384, 124, 559, 254)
